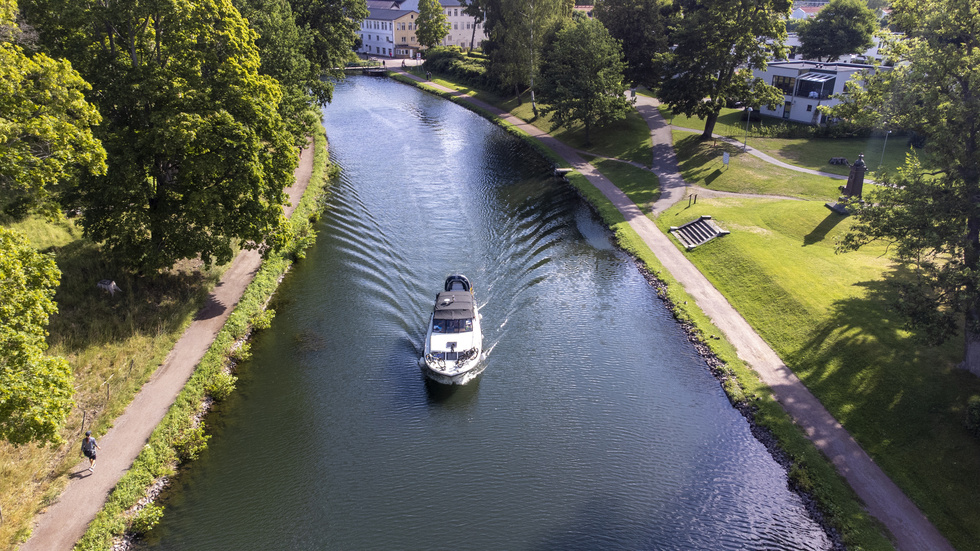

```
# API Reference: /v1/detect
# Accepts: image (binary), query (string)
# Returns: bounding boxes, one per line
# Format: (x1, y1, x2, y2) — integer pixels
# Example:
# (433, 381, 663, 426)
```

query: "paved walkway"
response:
(397, 69, 953, 551)
(20, 143, 316, 551)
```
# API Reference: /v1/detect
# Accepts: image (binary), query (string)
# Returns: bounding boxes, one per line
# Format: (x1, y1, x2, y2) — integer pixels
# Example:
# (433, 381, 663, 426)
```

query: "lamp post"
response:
(743, 107, 753, 151)
(879, 129, 892, 169)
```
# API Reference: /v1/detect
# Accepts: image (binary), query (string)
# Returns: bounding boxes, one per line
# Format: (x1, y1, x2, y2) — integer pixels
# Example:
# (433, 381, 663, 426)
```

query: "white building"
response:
(751, 61, 887, 125)
(358, 9, 417, 58)
(368, 0, 487, 50)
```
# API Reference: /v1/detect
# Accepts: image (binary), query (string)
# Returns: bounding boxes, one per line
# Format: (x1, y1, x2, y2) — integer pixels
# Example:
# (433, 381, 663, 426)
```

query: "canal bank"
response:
(388, 68, 951, 551)
(19, 130, 332, 551)
(140, 77, 835, 551)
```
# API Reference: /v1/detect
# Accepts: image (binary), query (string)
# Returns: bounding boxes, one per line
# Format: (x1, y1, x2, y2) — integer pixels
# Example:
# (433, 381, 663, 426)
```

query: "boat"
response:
(421, 274, 484, 384)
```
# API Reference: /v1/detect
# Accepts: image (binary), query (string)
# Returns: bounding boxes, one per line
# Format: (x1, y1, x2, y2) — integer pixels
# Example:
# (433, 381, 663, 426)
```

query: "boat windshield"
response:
(432, 318, 473, 334)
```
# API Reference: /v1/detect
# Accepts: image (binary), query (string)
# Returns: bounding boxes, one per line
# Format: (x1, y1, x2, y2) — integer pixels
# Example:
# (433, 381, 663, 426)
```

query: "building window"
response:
(806, 105, 813, 112)
(772, 75, 796, 95)
(402, 36, 407, 43)
(454, 23, 458, 29)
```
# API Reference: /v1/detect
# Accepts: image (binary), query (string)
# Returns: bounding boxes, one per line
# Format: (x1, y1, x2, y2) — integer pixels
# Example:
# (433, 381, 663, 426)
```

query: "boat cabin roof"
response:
(433, 291, 475, 320)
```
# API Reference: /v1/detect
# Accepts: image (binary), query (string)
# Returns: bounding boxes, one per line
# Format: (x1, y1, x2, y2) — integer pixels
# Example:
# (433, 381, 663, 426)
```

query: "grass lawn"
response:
(591, 158, 660, 214)
(672, 131, 842, 200)
(660, 105, 918, 177)
(656, 197, 980, 551)
(0, 215, 224, 547)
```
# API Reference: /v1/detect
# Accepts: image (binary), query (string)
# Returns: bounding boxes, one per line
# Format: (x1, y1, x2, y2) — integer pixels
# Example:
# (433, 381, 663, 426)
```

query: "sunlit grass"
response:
(673, 131, 841, 200)
(655, 197, 980, 550)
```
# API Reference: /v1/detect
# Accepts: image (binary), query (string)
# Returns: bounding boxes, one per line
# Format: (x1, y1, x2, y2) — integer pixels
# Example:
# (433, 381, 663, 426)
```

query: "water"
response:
(141, 77, 830, 550)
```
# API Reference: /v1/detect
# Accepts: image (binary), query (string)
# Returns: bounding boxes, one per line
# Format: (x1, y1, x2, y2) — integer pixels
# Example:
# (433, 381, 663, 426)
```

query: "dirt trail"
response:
(20, 143, 316, 551)
(397, 70, 953, 551)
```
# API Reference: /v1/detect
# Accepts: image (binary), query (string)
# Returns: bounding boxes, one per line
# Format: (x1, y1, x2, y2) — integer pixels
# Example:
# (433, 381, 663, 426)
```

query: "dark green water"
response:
(142, 77, 831, 550)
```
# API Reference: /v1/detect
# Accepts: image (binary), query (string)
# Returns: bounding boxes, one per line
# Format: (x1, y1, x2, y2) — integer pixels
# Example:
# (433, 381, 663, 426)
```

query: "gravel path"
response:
(402, 71, 953, 551)
(19, 142, 316, 551)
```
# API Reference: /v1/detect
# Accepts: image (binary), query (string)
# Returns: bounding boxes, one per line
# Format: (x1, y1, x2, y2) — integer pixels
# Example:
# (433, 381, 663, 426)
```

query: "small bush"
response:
(174, 425, 210, 463)
(251, 308, 276, 331)
(206, 371, 237, 401)
(967, 396, 980, 438)
(130, 503, 165, 535)
(230, 342, 252, 363)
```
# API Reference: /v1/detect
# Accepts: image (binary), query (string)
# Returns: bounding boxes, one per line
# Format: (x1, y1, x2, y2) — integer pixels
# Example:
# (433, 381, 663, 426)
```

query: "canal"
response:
(141, 77, 831, 550)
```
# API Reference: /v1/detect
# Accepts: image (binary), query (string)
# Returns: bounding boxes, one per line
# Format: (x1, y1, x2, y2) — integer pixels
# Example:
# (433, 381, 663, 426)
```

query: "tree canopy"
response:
(798, 0, 877, 62)
(0, 0, 105, 218)
(832, 0, 980, 375)
(24, 0, 298, 273)
(483, 0, 571, 108)
(417, 0, 450, 50)
(538, 16, 633, 144)
(287, 0, 367, 105)
(656, 0, 790, 139)
(0, 227, 74, 445)
(593, 0, 669, 89)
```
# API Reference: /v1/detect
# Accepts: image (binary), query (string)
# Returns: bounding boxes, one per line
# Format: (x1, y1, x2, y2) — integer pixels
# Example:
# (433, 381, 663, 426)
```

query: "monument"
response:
(826, 154, 866, 214)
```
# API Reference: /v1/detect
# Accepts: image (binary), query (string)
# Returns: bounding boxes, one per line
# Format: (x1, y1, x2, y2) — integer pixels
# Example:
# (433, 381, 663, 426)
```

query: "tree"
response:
(417, 0, 450, 50)
(832, 0, 980, 376)
(798, 0, 877, 62)
(234, 0, 318, 146)
(0, 0, 105, 218)
(0, 227, 74, 445)
(593, 0, 669, 89)
(287, 0, 367, 105)
(484, 0, 571, 112)
(460, 0, 486, 50)
(657, 0, 790, 139)
(538, 17, 633, 144)
(24, 0, 298, 273)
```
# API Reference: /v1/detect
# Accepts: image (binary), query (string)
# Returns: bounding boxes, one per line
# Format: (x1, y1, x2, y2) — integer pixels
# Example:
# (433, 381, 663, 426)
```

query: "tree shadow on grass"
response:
(783, 265, 980, 503)
(803, 211, 846, 246)
(46, 239, 216, 352)
(675, 135, 741, 185)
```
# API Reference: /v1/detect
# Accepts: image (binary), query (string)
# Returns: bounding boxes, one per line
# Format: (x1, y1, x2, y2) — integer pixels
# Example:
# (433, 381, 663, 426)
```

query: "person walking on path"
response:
(81, 431, 100, 472)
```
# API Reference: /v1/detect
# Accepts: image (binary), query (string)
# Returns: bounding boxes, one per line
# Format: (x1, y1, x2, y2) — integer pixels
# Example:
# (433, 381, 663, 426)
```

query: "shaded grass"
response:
(591, 158, 660, 214)
(659, 104, 920, 177)
(673, 131, 841, 200)
(656, 197, 980, 551)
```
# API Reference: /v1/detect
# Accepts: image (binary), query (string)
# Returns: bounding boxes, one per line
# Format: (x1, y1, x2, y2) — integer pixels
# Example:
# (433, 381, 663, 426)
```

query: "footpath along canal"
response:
(136, 77, 835, 550)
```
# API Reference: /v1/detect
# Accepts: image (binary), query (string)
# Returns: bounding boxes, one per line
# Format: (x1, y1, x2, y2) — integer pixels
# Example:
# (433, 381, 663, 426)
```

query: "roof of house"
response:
(367, 8, 416, 21)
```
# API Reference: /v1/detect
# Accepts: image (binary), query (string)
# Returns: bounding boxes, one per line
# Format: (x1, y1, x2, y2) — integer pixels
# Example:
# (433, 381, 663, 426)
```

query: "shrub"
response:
(130, 504, 165, 535)
(174, 425, 210, 463)
(967, 395, 980, 438)
(206, 371, 237, 401)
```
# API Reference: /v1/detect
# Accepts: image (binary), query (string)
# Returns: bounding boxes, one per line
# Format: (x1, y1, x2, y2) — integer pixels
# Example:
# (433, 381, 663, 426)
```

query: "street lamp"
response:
(743, 107, 753, 151)
(879, 129, 892, 169)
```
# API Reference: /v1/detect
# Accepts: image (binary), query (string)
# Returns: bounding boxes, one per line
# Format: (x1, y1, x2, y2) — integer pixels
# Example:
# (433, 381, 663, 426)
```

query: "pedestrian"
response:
(81, 430, 100, 472)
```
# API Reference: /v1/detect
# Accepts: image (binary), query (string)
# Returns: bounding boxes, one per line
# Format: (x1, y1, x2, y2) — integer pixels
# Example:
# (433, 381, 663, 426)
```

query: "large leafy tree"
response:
(832, 0, 980, 376)
(593, 0, 669, 89)
(287, 0, 366, 105)
(0, 0, 105, 218)
(657, 0, 790, 139)
(417, 0, 450, 50)
(484, 0, 571, 112)
(0, 227, 74, 445)
(538, 16, 633, 144)
(24, 0, 297, 273)
(798, 0, 877, 62)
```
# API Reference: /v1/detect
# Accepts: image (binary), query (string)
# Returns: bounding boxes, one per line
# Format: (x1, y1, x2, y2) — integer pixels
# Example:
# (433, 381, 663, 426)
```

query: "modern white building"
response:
(751, 61, 887, 125)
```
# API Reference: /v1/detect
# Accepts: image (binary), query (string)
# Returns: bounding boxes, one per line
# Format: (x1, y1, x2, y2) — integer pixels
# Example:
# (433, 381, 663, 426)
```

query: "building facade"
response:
(358, 9, 418, 58)
(366, 0, 487, 51)
(751, 61, 886, 125)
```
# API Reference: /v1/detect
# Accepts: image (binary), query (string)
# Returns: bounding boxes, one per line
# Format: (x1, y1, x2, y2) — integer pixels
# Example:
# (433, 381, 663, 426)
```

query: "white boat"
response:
(421, 275, 484, 384)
